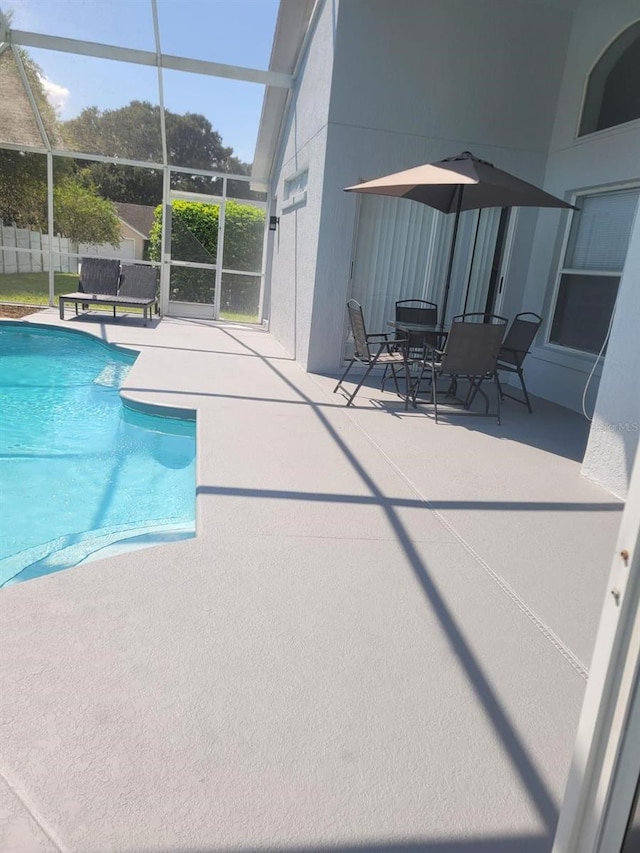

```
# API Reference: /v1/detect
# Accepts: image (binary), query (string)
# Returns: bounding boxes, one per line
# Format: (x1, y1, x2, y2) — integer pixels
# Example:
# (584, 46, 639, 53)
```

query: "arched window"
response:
(579, 21, 640, 136)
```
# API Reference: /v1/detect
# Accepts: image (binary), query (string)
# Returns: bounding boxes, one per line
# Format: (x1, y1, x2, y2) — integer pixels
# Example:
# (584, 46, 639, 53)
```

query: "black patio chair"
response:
(77, 257, 121, 315)
(118, 264, 160, 320)
(334, 299, 412, 407)
(495, 312, 543, 413)
(382, 298, 439, 391)
(395, 299, 439, 350)
(383, 298, 442, 393)
(78, 257, 121, 296)
(411, 312, 508, 424)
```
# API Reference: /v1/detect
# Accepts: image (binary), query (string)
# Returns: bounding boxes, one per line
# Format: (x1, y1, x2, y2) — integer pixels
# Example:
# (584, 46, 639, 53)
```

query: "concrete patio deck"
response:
(0, 310, 623, 853)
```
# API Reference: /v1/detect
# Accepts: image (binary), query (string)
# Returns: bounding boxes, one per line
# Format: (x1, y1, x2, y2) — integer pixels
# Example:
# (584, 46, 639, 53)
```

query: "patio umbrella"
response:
(344, 150, 576, 324)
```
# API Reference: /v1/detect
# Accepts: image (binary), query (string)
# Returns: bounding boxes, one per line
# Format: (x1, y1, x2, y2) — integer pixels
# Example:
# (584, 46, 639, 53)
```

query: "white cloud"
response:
(38, 74, 70, 113)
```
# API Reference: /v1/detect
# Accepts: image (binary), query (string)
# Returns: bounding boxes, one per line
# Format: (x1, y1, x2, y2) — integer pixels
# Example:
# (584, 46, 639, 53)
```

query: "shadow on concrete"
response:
(128, 836, 551, 853)
(60, 312, 162, 331)
(344, 372, 591, 463)
(197, 485, 621, 514)
(216, 328, 560, 837)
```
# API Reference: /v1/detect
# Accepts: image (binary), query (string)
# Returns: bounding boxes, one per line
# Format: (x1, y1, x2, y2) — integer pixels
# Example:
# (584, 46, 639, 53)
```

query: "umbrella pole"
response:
(441, 186, 463, 327)
(462, 209, 482, 315)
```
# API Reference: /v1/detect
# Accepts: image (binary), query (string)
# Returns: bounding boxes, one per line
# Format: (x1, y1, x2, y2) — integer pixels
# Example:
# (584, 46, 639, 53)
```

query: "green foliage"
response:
(149, 200, 264, 265)
(148, 207, 163, 263)
(0, 150, 47, 228)
(61, 100, 250, 205)
(224, 201, 265, 272)
(0, 159, 121, 245)
(0, 271, 79, 305)
(53, 182, 121, 246)
(76, 161, 163, 207)
(148, 200, 265, 304)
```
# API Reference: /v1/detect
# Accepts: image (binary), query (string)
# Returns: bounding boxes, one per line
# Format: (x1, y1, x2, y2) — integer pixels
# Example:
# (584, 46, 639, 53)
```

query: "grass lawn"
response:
(219, 311, 260, 323)
(0, 271, 78, 305)
(0, 271, 260, 323)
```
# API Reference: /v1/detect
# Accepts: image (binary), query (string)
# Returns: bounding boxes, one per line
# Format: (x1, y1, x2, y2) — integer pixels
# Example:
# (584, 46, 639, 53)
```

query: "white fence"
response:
(0, 224, 77, 273)
(0, 225, 135, 274)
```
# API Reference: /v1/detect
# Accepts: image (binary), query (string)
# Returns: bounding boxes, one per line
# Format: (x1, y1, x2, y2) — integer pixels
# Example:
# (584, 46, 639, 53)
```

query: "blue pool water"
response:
(0, 322, 196, 586)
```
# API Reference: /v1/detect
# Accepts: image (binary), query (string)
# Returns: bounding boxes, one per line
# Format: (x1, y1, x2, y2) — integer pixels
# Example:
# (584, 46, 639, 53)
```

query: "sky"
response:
(4, 0, 280, 164)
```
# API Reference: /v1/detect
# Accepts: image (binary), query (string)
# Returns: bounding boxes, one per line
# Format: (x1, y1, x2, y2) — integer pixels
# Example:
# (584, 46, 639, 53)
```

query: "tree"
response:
(0, 150, 47, 228)
(75, 161, 163, 207)
(61, 101, 251, 205)
(53, 182, 121, 246)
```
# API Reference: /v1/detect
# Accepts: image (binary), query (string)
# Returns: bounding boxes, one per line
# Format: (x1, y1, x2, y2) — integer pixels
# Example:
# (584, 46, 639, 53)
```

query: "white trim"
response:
(11, 45, 50, 151)
(0, 141, 47, 154)
(574, 18, 640, 141)
(116, 218, 148, 240)
(159, 166, 170, 315)
(169, 165, 253, 182)
(169, 259, 217, 271)
(214, 195, 225, 318)
(251, 0, 320, 188)
(170, 190, 224, 205)
(226, 196, 268, 209)
(284, 164, 310, 184)
(534, 343, 604, 373)
(151, 0, 168, 167)
(572, 117, 640, 147)
(562, 268, 620, 277)
(552, 450, 640, 853)
(545, 183, 640, 352)
(281, 190, 307, 212)
(166, 301, 215, 319)
(220, 269, 262, 278)
(50, 149, 165, 170)
(46, 152, 54, 305)
(9, 29, 293, 88)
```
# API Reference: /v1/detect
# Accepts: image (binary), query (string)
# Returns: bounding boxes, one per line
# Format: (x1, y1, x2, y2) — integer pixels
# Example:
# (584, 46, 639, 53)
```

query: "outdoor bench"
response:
(59, 261, 159, 327)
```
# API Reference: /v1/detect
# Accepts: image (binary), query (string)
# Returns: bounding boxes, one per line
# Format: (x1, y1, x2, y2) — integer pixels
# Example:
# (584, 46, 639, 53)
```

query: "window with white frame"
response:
(579, 20, 640, 137)
(550, 189, 639, 354)
(282, 168, 308, 211)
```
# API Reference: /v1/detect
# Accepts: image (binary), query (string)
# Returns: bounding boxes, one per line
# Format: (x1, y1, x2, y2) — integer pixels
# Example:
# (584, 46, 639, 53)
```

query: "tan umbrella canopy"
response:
(345, 150, 576, 323)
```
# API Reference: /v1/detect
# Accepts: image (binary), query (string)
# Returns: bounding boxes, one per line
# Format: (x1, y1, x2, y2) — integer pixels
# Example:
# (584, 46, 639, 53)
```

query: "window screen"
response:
(565, 191, 640, 271)
(550, 189, 639, 353)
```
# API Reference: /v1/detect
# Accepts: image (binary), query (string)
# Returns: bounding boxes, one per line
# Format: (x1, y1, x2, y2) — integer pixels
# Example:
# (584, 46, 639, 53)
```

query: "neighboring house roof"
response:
(251, 0, 315, 190)
(0, 48, 46, 148)
(114, 202, 156, 239)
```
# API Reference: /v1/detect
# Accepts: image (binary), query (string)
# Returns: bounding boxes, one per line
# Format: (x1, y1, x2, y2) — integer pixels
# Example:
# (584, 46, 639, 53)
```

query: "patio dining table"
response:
(387, 320, 448, 352)
(388, 320, 452, 401)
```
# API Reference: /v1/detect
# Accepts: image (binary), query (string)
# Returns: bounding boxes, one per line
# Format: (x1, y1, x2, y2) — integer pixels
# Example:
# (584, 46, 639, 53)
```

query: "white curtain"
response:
(350, 195, 436, 333)
(566, 190, 640, 272)
(350, 196, 503, 341)
(462, 208, 502, 315)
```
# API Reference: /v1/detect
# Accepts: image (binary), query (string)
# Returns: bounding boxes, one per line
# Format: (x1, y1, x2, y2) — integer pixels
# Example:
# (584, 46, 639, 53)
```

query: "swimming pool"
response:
(0, 322, 196, 586)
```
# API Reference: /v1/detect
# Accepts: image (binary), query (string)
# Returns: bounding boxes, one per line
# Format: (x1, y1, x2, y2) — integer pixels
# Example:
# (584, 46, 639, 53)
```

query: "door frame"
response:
(164, 188, 224, 319)
(552, 450, 640, 853)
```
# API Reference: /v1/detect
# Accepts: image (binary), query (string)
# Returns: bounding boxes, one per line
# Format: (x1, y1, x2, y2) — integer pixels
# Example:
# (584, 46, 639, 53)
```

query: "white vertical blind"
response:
(463, 208, 501, 314)
(566, 190, 640, 271)
(350, 195, 435, 333)
(350, 196, 503, 341)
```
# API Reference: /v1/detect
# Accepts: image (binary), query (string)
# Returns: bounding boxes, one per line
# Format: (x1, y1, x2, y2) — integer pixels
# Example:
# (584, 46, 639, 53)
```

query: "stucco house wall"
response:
(267, 0, 336, 366)
(515, 0, 640, 495)
(119, 221, 145, 260)
(581, 210, 640, 499)
(303, 0, 574, 373)
(265, 0, 640, 495)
